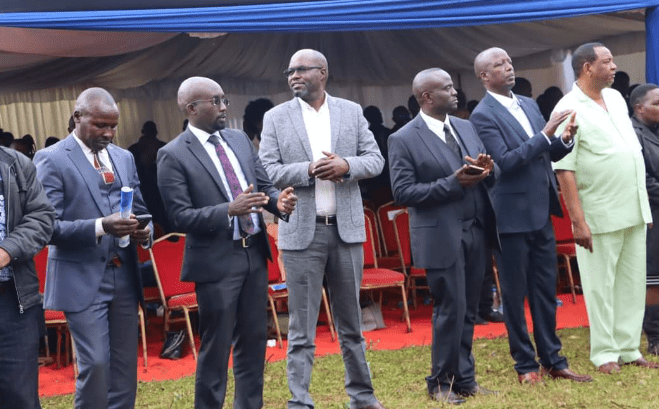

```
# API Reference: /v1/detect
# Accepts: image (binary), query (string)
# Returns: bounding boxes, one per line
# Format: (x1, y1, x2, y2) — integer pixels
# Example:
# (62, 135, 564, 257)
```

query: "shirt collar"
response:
(419, 110, 451, 130)
(297, 92, 329, 113)
(488, 90, 520, 110)
(72, 130, 100, 156)
(188, 123, 220, 145)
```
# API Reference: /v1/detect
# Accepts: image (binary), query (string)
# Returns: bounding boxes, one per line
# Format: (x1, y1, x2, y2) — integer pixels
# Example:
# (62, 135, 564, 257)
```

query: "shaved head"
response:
(412, 68, 457, 119)
(412, 68, 448, 102)
(74, 87, 117, 115)
(289, 49, 328, 71)
(473, 47, 506, 78)
(177, 76, 221, 112)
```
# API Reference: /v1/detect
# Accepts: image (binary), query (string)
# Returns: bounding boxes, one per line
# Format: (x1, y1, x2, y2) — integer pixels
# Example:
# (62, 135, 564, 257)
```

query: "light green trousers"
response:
(575, 223, 646, 367)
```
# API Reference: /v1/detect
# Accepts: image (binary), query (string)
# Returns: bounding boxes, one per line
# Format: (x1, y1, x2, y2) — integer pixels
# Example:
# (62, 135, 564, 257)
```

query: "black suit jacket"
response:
(388, 114, 499, 269)
(157, 128, 284, 283)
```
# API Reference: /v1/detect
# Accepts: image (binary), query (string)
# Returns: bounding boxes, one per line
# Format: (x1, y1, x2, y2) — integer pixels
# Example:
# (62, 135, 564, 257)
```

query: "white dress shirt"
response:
(188, 124, 261, 239)
(298, 93, 336, 216)
(419, 110, 460, 147)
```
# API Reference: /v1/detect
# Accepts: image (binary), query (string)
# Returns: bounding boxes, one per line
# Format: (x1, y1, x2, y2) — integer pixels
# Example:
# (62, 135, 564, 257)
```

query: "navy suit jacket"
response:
(157, 128, 284, 283)
(34, 135, 149, 312)
(470, 93, 571, 234)
(388, 114, 499, 269)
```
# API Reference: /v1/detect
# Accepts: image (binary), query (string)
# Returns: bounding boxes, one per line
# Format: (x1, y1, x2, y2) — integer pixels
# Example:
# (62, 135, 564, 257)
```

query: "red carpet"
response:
(39, 293, 588, 397)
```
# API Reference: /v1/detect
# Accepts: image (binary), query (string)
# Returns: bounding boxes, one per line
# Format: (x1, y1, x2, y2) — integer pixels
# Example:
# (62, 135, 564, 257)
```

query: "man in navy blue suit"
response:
(470, 47, 591, 384)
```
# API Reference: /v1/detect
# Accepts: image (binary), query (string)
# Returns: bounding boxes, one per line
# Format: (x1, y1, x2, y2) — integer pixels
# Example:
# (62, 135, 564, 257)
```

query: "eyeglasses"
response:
(187, 97, 230, 107)
(284, 66, 323, 77)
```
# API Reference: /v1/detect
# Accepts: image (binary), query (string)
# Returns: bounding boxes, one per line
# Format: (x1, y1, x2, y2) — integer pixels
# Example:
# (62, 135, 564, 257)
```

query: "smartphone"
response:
(464, 165, 485, 175)
(135, 214, 152, 230)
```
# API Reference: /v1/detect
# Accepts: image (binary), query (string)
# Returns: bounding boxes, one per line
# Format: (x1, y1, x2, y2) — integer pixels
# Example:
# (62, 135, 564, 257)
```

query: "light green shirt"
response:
(553, 83, 651, 234)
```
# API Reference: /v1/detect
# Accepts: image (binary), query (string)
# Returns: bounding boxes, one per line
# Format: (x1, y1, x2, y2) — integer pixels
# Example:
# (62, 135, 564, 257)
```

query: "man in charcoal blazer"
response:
(157, 77, 296, 409)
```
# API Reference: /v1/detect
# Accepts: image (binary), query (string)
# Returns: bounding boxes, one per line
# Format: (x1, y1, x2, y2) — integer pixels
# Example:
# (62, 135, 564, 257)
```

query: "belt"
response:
(316, 215, 337, 225)
(106, 254, 123, 267)
(0, 278, 13, 294)
(235, 235, 258, 249)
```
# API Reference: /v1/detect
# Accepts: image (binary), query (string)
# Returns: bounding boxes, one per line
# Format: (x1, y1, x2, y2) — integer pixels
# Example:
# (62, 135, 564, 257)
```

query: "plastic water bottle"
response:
(492, 285, 503, 314)
(118, 187, 133, 248)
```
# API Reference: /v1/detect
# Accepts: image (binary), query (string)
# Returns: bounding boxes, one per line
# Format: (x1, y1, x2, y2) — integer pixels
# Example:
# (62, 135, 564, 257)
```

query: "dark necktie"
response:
(93, 152, 114, 184)
(208, 134, 256, 235)
(444, 124, 462, 159)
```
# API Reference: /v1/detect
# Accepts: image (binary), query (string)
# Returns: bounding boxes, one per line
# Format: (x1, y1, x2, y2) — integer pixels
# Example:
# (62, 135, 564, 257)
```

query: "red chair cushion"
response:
(410, 267, 426, 277)
(362, 268, 405, 286)
(167, 292, 197, 308)
(556, 242, 576, 256)
(44, 309, 66, 322)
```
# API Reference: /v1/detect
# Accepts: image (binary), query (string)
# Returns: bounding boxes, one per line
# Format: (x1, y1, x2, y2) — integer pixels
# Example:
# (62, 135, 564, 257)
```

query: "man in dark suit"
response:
(388, 68, 499, 405)
(157, 76, 296, 409)
(470, 47, 591, 384)
(631, 83, 659, 355)
(34, 87, 152, 408)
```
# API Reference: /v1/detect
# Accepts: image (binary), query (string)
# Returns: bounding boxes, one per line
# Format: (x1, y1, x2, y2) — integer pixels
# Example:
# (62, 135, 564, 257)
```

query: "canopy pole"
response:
(646, 6, 659, 83)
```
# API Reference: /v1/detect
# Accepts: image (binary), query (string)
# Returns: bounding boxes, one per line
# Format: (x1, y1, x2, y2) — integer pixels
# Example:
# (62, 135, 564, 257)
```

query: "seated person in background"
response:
(407, 94, 420, 118)
(243, 98, 274, 151)
(45, 136, 60, 147)
(630, 83, 659, 355)
(512, 77, 533, 98)
(453, 89, 471, 119)
(391, 105, 411, 133)
(362, 105, 393, 208)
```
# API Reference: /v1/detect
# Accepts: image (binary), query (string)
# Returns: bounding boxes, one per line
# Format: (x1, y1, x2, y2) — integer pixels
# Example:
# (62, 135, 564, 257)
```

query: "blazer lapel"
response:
(449, 117, 478, 159)
(64, 136, 107, 214)
(328, 95, 342, 152)
(286, 99, 314, 161)
(185, 131, 231, 202)
(485, 93, 529, 144)
(221, 130, 256, 187)
(106, 144, 127, 188)
(518, 96, 544, 134)
(413, 116, 460, 175)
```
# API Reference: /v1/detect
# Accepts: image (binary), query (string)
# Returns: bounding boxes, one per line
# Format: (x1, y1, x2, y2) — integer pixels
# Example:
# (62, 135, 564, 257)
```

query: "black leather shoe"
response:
(474, 315, 488, 325)
(429, 390, 466, 405)
(457, 384, 499, 397)
(648, 342, 659, 356)
(480, 309, 504, 323)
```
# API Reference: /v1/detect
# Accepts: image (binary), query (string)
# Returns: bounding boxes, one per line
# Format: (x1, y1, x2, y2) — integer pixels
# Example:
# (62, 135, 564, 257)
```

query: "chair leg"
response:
(399, 284, 412, 332)
(64, 327, 71, 366)
(492, 257, 503, 307)
(321, 288, 336, 342)
(55, 326, 62, 369)
(71, 336, 79, 379)
(138, 306, 148, 367)
(268, 296, 284, 349)
(564, 255, 578, 304)
(182, 307, 198, 361)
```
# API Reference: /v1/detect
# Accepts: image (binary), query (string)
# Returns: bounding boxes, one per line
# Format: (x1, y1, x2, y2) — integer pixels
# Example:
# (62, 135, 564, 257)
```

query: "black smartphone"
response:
(464, 165, 485, 175)
(135, 214, 152, 230)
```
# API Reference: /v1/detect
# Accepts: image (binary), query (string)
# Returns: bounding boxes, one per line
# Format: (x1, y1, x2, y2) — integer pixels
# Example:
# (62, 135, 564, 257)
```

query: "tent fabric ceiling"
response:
(0, 0, 656, 32)
(0, 13, 646, 93)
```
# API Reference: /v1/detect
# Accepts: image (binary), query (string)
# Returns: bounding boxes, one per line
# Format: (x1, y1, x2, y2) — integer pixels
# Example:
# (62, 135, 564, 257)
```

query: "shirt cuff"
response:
(541, 131, 551, 145)
(95, 218, 106, 237)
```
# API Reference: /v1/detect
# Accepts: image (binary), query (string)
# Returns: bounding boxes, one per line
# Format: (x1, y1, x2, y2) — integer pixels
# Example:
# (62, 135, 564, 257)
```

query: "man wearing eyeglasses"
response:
(157, 77, 297, 409)
(259, 49, 385, 409)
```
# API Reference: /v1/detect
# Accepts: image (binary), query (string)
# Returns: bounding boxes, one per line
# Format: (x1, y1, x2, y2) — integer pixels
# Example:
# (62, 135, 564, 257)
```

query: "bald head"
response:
(473, 47, 515, 96)
(177, 76, 221, 113)
(75, 87, 117, 116)
(289, 49, 328, 72)
(412, 68, 457, 120)
(413, 68, 448, 102)
(287, 49, 329, 106)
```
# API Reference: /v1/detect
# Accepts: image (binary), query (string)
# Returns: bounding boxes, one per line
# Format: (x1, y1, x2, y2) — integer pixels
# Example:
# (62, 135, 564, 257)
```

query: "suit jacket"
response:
(388, 114, 499, 269)
(157, 128, 284, 283)
(633, 116, 659, 209)
(34, 134, 149, 312)
(259, 95, 384, 250)
(470, 93, 572, 234)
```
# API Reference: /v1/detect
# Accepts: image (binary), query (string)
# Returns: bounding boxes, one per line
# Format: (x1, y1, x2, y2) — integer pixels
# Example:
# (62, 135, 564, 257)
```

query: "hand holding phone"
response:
(135, 214, 152, 230)
(464, 165, 484, 175)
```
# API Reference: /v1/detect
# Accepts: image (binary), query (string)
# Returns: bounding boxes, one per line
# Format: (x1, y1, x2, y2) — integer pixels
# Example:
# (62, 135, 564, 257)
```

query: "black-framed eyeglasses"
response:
(187, 97, 230, 107)
(284, 66, 323, 77)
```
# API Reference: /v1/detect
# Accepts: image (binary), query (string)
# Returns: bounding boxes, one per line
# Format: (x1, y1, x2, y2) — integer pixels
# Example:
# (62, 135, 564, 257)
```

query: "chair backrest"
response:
(149, 233, 195, 302)
(376, 201, 405, 255)
(363, 217, 378, 268)
(551, 193, 574, 243)
(34, 246, 48, 293)
(364, 207, 383, 256)
(392, 209, 412, 273)
(136, 245, 150, 263)
(266, 233, 283, 283)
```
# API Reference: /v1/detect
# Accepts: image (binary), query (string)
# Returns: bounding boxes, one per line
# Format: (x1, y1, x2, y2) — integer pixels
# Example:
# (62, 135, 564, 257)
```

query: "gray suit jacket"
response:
(633, 116, 659, 209)
(388, 115, 499, 269)
(259, 95, 384, 250)
(157, 128, 284, 283)
(34, 135, 149, 312)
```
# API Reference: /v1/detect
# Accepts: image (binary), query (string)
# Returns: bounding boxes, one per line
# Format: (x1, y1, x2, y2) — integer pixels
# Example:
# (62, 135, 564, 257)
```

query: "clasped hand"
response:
(455, 154, 494, 187)
(228, 184, 269, 216)
(308, 151, 350, 183)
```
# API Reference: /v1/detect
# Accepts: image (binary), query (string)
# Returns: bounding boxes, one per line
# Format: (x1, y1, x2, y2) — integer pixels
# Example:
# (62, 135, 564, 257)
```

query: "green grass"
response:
(41, 328, 659, 408)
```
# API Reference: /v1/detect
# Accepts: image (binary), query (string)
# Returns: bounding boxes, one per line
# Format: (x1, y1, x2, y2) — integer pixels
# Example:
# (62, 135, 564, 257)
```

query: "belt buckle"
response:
(241, 237, 249, 248)
(324, 216, 331, 226)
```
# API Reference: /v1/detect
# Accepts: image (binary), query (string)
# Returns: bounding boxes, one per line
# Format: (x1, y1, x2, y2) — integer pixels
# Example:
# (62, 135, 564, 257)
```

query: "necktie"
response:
(208, 134, 256, 235)
(93, 152, 115, 184)
(444, 124, 462, 159)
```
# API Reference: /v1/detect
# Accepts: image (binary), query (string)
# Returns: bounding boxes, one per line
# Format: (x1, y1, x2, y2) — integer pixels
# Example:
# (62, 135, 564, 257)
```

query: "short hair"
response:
(629, 83, 659, 109)
(572, 42, 605, 78)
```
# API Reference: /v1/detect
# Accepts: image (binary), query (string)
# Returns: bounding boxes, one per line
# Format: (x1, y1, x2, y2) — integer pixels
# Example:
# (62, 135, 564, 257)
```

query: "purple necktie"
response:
(208, 134, 256, 235)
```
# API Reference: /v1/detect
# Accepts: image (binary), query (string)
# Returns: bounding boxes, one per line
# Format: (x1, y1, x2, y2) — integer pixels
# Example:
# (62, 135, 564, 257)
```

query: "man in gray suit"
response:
(259, 49, 386, 409)
(34, 88, 152, 409)
(388, 68, 499, 405)
(157, 77, 296, 409)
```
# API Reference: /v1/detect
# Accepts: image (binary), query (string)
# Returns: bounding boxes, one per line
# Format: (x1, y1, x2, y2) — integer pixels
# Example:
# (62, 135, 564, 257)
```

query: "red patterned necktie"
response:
(208, 134, 256, 235)
(93, 152, 115, 184)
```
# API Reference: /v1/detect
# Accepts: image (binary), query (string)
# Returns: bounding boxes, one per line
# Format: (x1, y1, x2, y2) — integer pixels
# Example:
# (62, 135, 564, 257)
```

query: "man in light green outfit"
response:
(555, 42, 657, 374)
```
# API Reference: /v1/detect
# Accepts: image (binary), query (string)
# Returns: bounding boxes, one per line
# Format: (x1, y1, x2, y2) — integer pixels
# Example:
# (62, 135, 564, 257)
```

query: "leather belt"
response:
(0, 279, 13, 294)
(235, 235, 258, 249)
(107, 254, 122, 267)
(316, 215, 337, 225)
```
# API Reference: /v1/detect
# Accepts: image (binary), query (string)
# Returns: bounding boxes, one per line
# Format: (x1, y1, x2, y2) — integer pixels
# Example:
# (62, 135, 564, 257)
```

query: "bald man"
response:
(389, 68, 499, 405)
(157, 77, 296, 409)
(470, 47, 591, 384)
(34, 87, 152, 408)
(259, 49, 385, 409)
